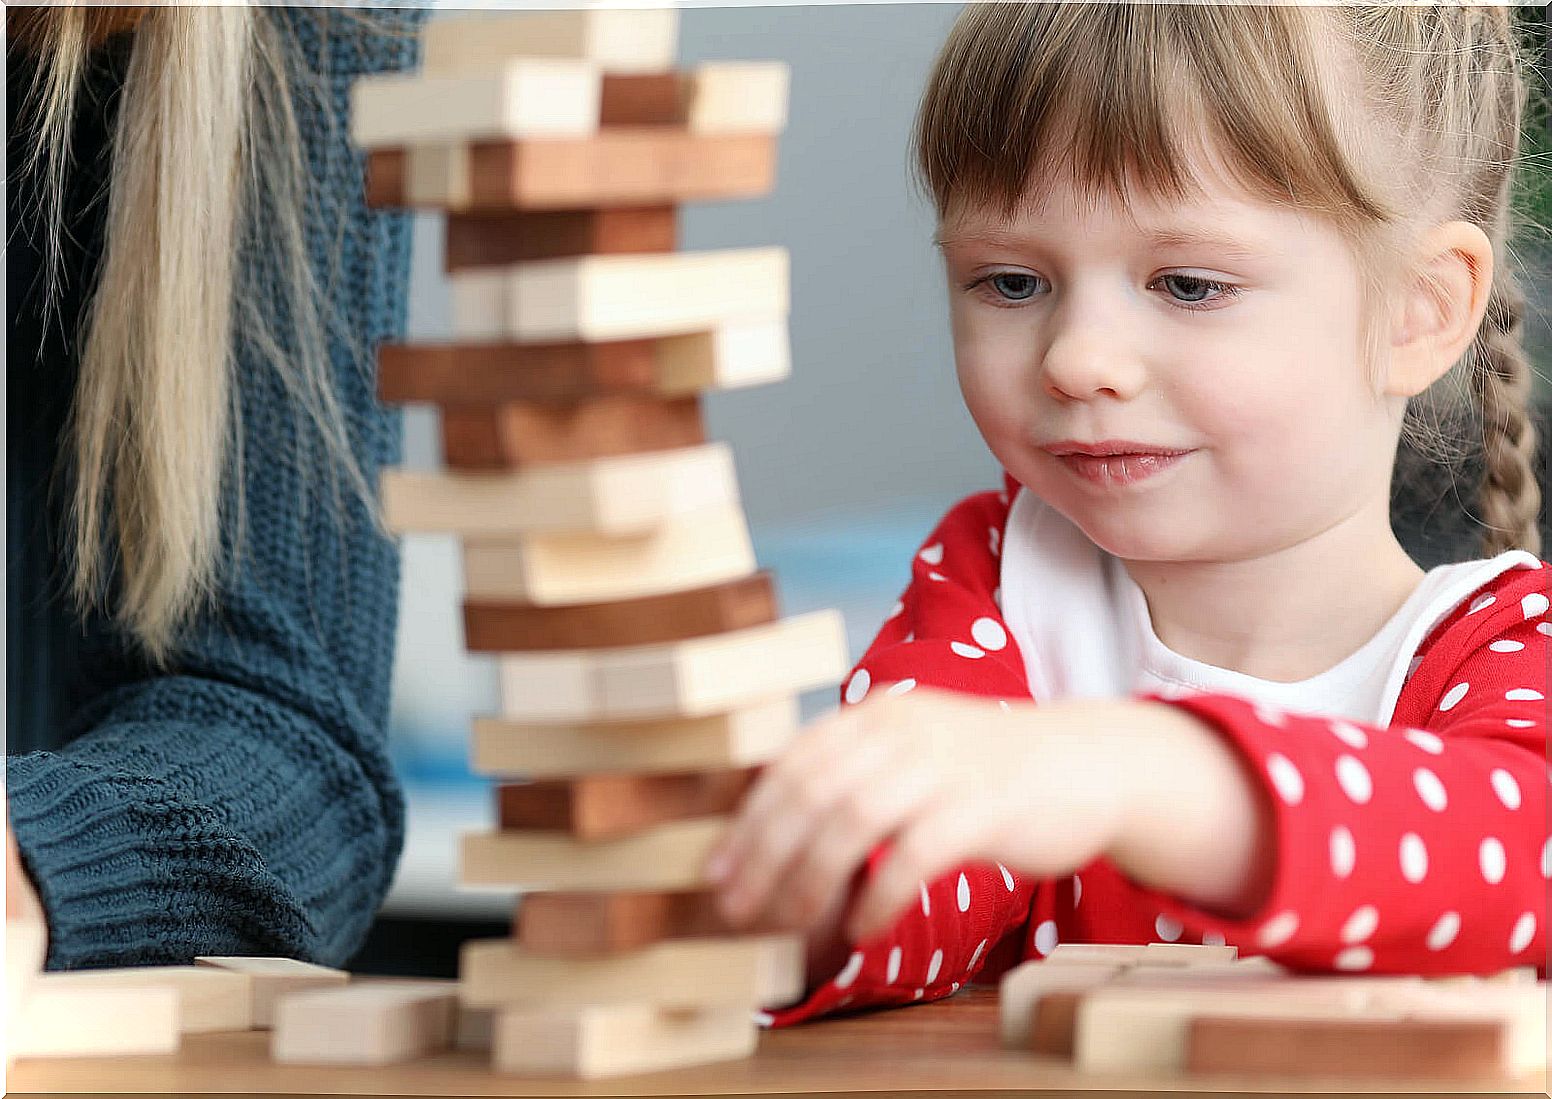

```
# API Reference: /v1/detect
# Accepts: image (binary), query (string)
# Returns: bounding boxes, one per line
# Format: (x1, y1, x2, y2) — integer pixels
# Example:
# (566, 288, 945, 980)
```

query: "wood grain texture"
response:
(366, 132, 777, 211)
(491, 1003, 758, 1078)
(1187, 1014, 1511, 1081)
(445, 207, 677, 270)
(496, 769, 758, 841)
(516, 890, 735, 956)
(440, 394, 706, 470)
(463, 572, 778, 651)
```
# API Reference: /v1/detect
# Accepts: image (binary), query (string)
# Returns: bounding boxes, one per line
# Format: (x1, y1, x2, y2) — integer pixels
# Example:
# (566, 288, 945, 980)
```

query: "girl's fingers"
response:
(845, 805, 989, 944)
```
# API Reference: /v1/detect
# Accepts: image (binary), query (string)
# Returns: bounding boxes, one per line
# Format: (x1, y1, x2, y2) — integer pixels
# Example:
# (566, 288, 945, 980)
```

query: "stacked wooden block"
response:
(355, 9, 849, 1078)
(1001, 944, 1547, 1084)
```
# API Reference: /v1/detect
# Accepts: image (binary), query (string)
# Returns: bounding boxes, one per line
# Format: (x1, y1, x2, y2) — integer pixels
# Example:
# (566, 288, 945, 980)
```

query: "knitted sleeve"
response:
(6, 10, 430, 970)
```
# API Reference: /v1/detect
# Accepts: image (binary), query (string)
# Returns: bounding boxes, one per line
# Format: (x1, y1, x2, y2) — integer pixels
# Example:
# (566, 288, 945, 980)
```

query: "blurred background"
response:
(353, 3, 1552, 973)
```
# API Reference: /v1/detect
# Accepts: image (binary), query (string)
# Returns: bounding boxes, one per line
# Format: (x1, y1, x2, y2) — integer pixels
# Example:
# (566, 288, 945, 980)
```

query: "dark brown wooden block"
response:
(464, 573, 777, 652)
(378, 340, 663, 405)
(1029, 990, 1084, 1057)
(1186, 1015, 1511, 1080)
(599, 73, 689, 127)
(497, 770, 758, 842)
(441, 394, 706, 470)
(366, 131, 777, 212)
(517, 890, 734, 957)
(445, 207, 678, 270)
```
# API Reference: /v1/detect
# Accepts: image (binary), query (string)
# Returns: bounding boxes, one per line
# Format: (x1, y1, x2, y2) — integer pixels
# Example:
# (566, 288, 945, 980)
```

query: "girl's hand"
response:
(704, 689, 1138, 945)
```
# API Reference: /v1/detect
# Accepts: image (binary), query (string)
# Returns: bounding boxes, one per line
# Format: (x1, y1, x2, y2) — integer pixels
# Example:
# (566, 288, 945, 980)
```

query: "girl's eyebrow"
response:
(935, 226, 1274, 261)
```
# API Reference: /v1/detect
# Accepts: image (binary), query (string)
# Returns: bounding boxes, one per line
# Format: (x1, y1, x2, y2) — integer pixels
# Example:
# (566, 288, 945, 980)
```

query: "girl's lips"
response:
(1055, 450, 1192, 487)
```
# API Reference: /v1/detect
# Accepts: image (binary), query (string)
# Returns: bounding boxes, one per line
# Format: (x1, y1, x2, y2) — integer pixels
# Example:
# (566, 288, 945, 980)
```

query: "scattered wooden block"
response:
(600, 63, 789, 134)
(33, 966, 252, 1033)
(366, 132, 778, 212)
(460, 816, 728, 892)
(422, 9, 679, 76)
(464, 504, 757, 606)
(492, 610, 849, 721)
(12, 977, 179, 1059)
(1140, 943, 1240, 966)
(470, 697, 800, 779)
(491, 1003, 757, 1078)
(378, 320, 790, 406)
(381, 442, 739, 538)
(460, 935, 802, 1011)
(497, 769, 758, 841)
(450, 247, 788, 344)
(440, 393, 706, 470)
(1043, 944, 1153, 966)
(445, 207, 677, 270)
(998, 959, 1124, 1051)
(271, 981, 457, 1066)
(351, 61, 602, 149)
(464, 572, 779, 652)
(193, 956, 349, 1028)
(517, 890, 734, 957)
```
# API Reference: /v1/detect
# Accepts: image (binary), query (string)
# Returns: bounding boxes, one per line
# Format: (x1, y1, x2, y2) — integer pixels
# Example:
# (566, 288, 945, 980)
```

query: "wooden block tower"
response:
(353, 8, 849, 1078)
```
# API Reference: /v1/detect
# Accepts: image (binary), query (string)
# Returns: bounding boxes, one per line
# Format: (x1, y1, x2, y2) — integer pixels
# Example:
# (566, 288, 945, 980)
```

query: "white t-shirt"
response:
(999, 488, 1540, 726)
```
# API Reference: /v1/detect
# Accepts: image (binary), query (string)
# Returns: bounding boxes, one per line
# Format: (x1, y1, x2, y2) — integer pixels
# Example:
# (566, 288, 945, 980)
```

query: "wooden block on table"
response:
(998, 958, 1124, 1051)
(378, 320, 790, 406)
(1043, 943, 1153, 966)
(12, 977, 179, 1059)
(471, 696, 800, 779)
(517, 889, 734, 957)
(450, 247, 788, 344)
(460, 934, 802, 1011)
(194, 956, 349, 1028)
(1139, 943, 1240, 966)
(441, 393, 706, 470)
(600, 64, 789, 134)
(491, 1003, 757, 1078)
(271, 981, 457, 1066)
(465, 504, 757, 606)
(497, 769, 758, 841)
(492, 610, 849, 721)
(461, 816, 727, 892)
(445, 207, 677, 270)
(351, 61, 601, 149)
(32, 966, 252, 1033)
(422, 9, 679, 76)
(464, 572, 778, 652)
(381, 441, 738, 538)
(367, 132, 778, 212)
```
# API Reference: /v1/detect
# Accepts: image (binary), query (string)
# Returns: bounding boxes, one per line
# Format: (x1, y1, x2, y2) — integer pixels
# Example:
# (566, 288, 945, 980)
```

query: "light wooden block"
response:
(405, 142, 471, 208)
(378, 320, 790, 407)
(351, 61, 601, 149)
(271, 981, 457, 1066)
(600, 64, 789, 135)
(194, 956, 349, 1028)
(492, 610, 849, 722)
(491, 1003, 758, 1078)
(460, 935, 802, 1011)
(368, 132, 778, 212)
(34, 966, 251, 1033)
(464, 504, 757, 606)
(1043, 943, 1153, 966)
(998, 959, 1124, 1050)
(450, 247, 788, 344)
(423, 9, 679, 76)
(12, 978, 179, 1059)
(471, 696, 800, 779)
(461, 816, 727, 892)
(382, 441, 739, 538)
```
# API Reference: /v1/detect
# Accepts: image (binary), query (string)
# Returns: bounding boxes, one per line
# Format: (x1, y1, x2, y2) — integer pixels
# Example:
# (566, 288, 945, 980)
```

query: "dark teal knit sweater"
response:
(7, 11, 428, 970)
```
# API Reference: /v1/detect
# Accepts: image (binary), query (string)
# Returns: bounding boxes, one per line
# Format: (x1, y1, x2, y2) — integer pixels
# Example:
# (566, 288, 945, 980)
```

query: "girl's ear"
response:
(1383, 220, 1494, 397)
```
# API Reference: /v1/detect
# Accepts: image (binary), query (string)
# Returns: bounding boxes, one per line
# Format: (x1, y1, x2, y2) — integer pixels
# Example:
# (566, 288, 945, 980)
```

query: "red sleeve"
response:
(761, 479, 1038, 1027)
(1121, 562, 1549, 978)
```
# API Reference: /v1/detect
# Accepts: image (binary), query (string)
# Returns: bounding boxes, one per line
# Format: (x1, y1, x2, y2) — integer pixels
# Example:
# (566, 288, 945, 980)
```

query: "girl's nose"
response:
(1039, 335, 1148, 403)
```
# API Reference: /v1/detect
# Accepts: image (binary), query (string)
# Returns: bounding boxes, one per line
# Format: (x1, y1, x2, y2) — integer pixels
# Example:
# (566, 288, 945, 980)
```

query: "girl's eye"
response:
(988, 273, 1040, 301)
(1154, 273, 1240, 309)
(963, 270, 1242, 312)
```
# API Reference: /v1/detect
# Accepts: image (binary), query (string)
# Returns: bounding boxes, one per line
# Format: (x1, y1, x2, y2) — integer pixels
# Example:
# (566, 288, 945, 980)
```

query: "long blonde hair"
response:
(11, 7, 418, 666)
(913, 3, 1545, 557)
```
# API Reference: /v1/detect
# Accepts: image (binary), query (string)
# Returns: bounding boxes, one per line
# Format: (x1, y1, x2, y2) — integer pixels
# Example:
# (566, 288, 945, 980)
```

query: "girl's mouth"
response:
(1054, 450, 1192, 488)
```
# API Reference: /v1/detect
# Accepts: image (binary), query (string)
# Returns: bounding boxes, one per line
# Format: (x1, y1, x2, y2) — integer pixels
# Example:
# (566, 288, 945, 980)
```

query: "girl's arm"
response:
(5, 10, 430, 969)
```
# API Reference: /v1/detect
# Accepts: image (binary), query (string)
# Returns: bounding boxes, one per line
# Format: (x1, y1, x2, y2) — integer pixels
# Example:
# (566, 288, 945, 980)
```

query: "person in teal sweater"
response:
(7, 8, 429, 969)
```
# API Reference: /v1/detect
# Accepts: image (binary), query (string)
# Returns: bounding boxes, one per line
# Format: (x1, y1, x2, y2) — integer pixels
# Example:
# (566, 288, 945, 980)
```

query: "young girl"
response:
(706, 3, 1548, 1026)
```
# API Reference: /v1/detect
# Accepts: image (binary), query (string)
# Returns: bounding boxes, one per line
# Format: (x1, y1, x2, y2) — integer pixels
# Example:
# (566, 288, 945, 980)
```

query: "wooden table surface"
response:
(10, 987, 1545, 1097)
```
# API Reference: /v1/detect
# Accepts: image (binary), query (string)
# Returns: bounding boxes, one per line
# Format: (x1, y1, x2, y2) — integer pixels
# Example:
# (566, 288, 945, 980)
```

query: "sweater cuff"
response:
(6, 751, 296, 970)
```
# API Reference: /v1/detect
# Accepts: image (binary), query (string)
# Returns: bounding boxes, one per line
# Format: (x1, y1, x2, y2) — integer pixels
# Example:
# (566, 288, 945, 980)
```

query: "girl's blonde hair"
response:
(913, 3, 1545, 557)
(11, 7, 419, 666)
